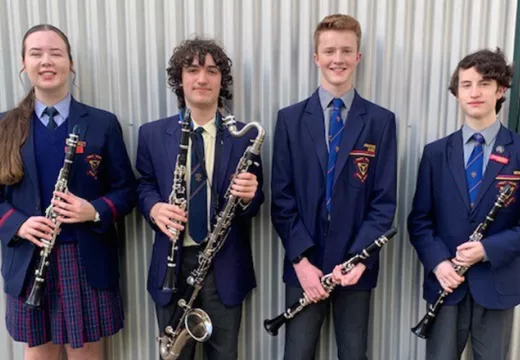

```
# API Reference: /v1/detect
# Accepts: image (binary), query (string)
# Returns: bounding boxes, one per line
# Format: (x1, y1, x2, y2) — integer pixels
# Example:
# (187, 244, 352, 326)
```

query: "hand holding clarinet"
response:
(411, 184, 514, 339)
(264, 227, 398, 336)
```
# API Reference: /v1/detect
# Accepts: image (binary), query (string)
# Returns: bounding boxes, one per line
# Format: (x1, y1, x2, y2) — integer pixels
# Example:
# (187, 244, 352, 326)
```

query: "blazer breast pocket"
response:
(493, 176, 520, 211)
(347, 148, 376, 188)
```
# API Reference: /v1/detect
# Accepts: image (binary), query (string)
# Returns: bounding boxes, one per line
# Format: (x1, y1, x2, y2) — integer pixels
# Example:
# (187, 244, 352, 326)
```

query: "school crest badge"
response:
(350, 143, 376, 183)
(86, 154, 102, 179)
(354, 157, 370, 183)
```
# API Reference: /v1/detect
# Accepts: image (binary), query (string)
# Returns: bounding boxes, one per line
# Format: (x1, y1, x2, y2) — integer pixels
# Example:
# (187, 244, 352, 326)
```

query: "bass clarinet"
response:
(264, 227, 398, 336)
(411, 184, 513, 339)
(157, 110, 265, 360)
(25, 125, 81, 308)
(161, 109, 192, 293)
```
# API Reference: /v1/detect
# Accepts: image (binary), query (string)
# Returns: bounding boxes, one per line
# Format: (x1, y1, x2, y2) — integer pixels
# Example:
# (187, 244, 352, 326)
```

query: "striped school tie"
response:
(465, 133, 485, 207)
(188, 127, 208, 243)
(326, 98, 345, 213)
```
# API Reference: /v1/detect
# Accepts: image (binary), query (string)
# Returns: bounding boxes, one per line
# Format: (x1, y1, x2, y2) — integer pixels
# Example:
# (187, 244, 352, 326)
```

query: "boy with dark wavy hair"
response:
(409, 48, 518, 360)
(137, 37, 264, 360)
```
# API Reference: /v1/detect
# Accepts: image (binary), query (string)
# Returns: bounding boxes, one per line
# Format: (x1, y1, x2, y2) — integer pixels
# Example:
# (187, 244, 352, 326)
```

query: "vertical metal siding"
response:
(0, 1, 517, 359)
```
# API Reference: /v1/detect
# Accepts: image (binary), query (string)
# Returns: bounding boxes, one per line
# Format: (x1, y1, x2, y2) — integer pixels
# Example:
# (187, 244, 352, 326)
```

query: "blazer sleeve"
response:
(135, 125, 163, 230)
(0, 185, 29, 247)
(271, 111, 314, 262)
(481, 221, 520, 269)
(90, 115, 136, 233)
(350, 113, 398, 268)
(407, 147, 452, 274)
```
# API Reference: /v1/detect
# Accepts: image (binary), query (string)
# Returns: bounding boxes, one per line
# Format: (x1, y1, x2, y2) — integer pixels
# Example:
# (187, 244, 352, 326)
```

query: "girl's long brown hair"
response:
(0, 24, 73, 185)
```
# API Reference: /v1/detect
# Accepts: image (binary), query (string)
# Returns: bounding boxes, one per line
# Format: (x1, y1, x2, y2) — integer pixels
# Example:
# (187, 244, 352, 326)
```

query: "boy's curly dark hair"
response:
(166, 37, 233, 108)
(449, 48, 513, 114)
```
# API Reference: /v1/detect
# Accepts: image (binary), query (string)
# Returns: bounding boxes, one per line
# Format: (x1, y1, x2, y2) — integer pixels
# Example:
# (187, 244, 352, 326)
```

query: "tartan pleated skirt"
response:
(5, 243, 124, 348)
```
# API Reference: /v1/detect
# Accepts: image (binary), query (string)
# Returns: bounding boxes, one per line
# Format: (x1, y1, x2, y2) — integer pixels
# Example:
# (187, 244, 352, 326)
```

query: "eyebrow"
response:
(185, 64, 220, 70)
(27, 47, 64, 52)
(323, 46, 355, 50)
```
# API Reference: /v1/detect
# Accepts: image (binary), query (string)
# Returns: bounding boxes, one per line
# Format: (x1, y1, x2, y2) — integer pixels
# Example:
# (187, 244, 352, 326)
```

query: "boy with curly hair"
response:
(409, 48, 518, 359)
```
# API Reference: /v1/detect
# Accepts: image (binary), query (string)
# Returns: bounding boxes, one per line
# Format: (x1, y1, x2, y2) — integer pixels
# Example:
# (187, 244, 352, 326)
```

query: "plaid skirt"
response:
(5, 243, 124, 348)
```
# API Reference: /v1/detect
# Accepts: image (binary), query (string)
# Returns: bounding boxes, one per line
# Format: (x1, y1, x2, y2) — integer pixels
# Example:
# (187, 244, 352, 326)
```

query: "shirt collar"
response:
(318, 86, 355, 111)
(193, 117, 217, 138)
(462, 119, 501, 146)
(35, 93, 72, 119)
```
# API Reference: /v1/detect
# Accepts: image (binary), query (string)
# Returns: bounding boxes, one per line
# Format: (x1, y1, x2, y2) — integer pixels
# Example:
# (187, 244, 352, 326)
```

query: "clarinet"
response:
(411, 184, 513, 339)
(25, 125, 81, 308)
(161, 109, 192, 293)
(157, 110, 265, 360)
(264, 227, 398, 336)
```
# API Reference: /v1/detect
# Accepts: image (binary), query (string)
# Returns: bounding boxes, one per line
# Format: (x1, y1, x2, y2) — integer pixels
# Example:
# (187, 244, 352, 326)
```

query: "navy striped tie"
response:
(326, 98, 345, 213)
(188, 127, 208, 243)
(465, 133, 485, 207)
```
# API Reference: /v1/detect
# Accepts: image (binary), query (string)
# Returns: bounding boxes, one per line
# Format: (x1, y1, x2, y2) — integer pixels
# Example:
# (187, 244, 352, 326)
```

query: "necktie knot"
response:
(332, 98, 344, 110)
(43, 106, 59, 117)
(43, 106, 59, 130)
(472, 133, 485, 145)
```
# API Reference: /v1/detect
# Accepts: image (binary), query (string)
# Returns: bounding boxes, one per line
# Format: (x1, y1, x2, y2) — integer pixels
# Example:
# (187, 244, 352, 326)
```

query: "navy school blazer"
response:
(0, 98, 136, 297)
(136, 115, 264, 307)
(271, 89, 397, 289)
(408, 125, 520, 309)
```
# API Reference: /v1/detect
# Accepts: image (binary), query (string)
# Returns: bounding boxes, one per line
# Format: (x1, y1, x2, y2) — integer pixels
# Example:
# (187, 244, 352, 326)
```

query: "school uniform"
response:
(408, 121, 520, 359)
(136, 112, 264, 359)
(0, 95, 136, 347)
(271, 87, 397, 359)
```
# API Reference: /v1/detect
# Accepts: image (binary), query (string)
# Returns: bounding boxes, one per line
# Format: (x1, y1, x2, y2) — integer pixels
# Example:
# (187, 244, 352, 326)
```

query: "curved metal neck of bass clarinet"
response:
(221, 114, 265, 155)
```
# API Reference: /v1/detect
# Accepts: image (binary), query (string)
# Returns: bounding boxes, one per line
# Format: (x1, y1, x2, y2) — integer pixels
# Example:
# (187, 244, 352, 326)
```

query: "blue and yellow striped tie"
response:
(465, 133, 485, 207)
(326, 98, 345, 213)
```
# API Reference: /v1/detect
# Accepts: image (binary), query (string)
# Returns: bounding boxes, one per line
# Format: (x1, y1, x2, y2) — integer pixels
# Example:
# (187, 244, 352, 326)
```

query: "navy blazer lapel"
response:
(472, 126, 512, 211)
(332, 92, 366, 188)
(21, 115, 39, 197)
(447, 130, 471, 210)
(67, 99, 89, 184)
(67, 98, 89, 140)
(166, 115, 181, 174)
(218, 130, 233, 193)
(303, 89, 328, 178)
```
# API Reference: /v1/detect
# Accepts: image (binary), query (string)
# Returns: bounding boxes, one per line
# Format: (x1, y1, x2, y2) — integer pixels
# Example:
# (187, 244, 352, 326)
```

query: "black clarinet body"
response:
(264, 227, 398, 336)
(162, 109, 192, 293)
(411, 185, 513, 339)
(25, 125, 81, 308)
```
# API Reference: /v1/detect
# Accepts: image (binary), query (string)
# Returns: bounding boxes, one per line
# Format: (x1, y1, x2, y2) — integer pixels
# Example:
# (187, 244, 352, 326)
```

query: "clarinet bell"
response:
(411, 315, 432, 339)
(161, 266, 178, 293)
(25, 282, 44, 308)
(264, 313, 288, 336)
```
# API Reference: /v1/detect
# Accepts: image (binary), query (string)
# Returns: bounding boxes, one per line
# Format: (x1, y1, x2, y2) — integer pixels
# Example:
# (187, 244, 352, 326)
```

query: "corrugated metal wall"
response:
(0, 0, 518, 359)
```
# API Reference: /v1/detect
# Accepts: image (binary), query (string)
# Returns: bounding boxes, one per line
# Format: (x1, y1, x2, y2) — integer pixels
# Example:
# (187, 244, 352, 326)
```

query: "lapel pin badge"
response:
(496, 145, 505, 154)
